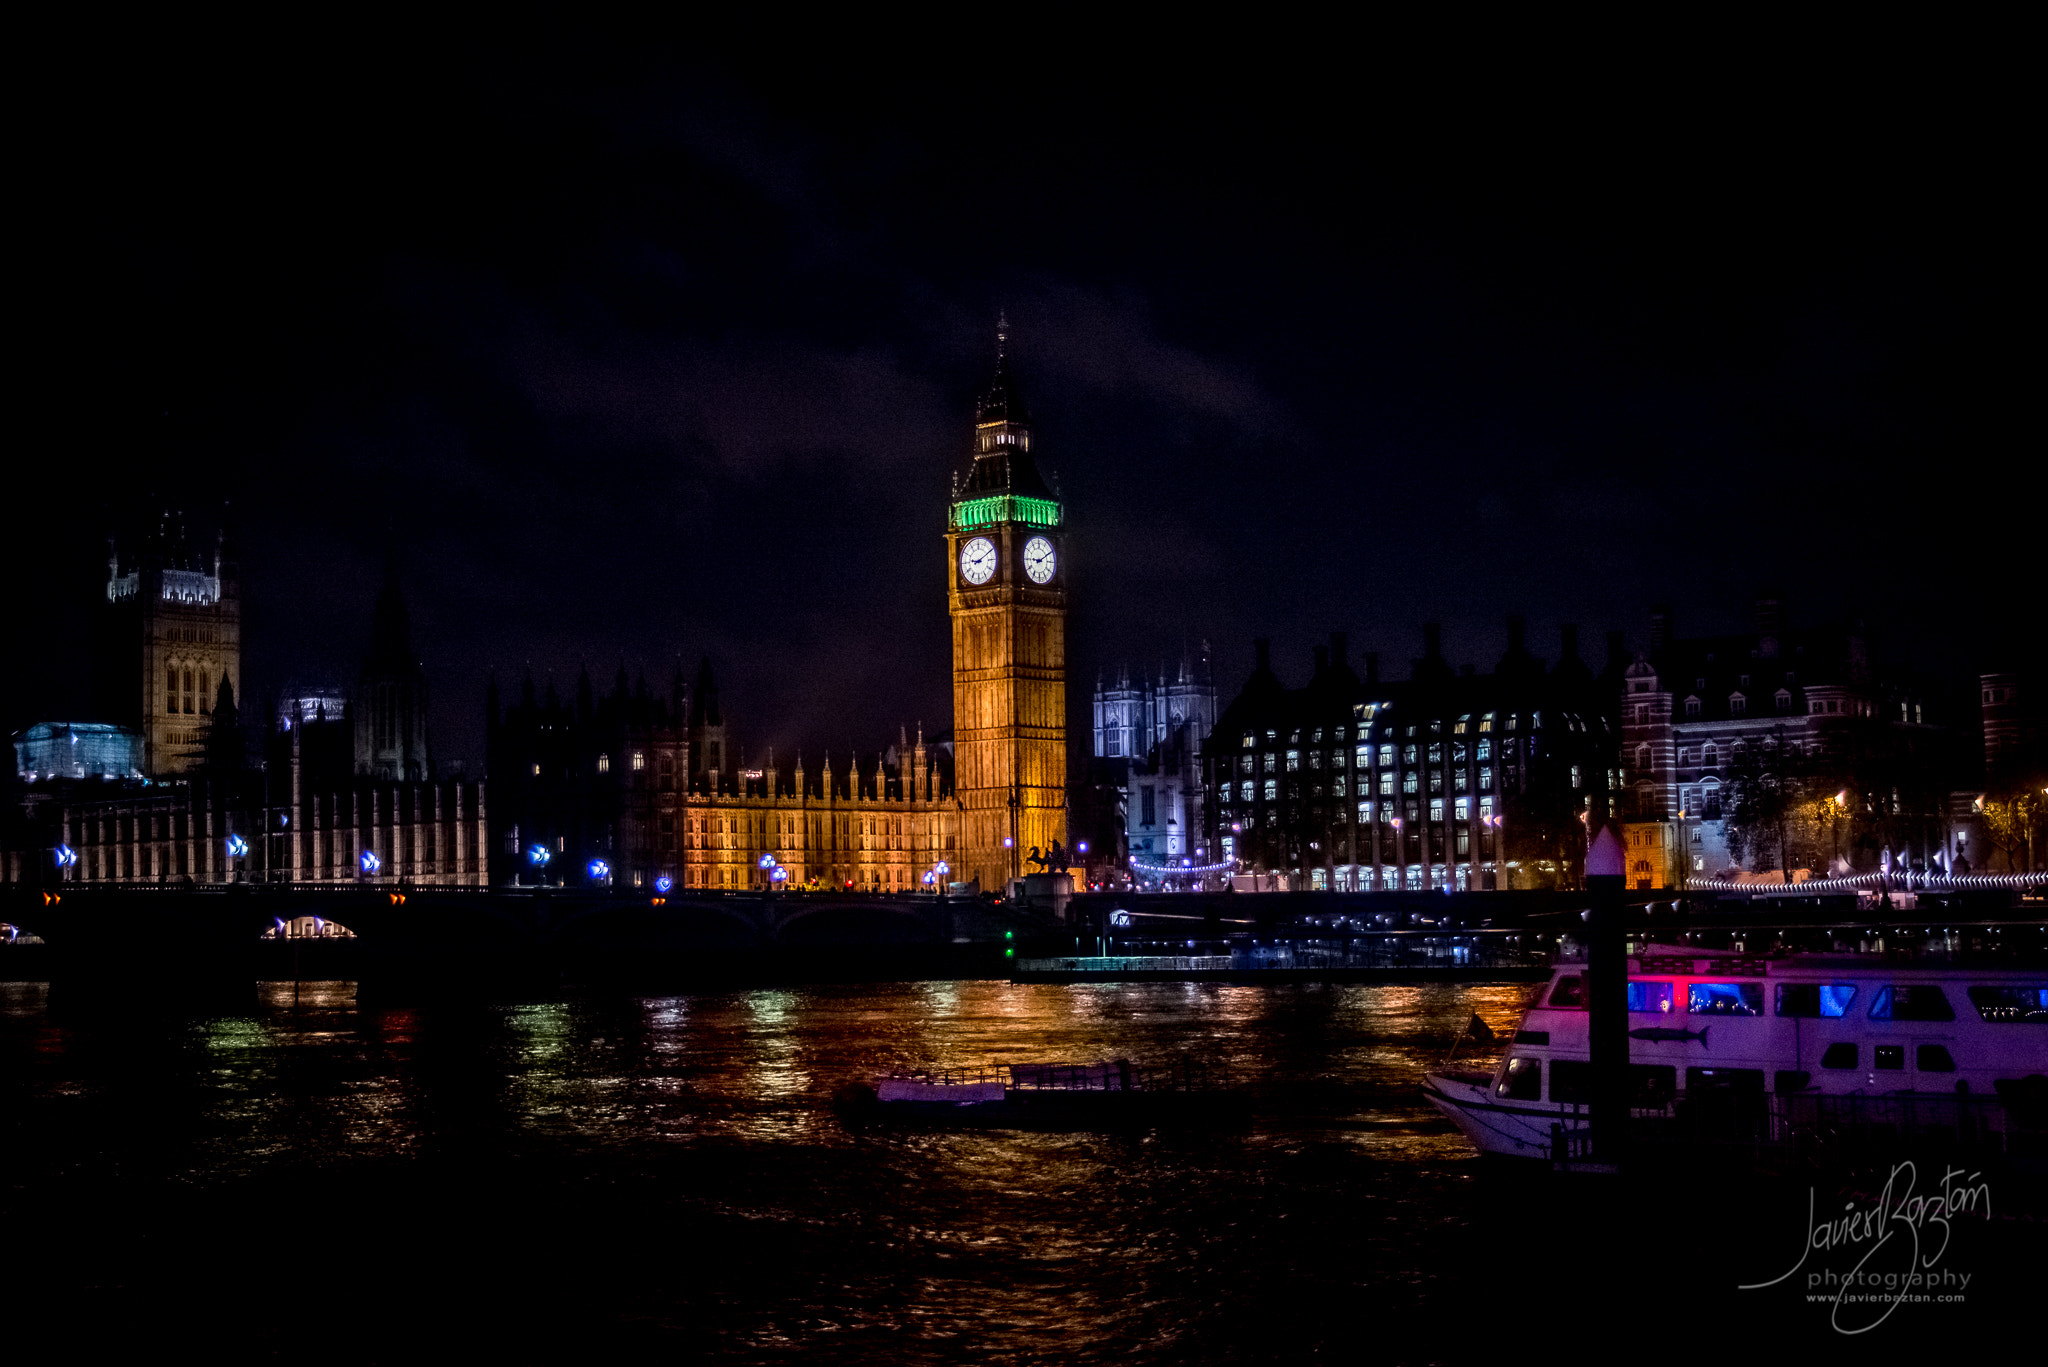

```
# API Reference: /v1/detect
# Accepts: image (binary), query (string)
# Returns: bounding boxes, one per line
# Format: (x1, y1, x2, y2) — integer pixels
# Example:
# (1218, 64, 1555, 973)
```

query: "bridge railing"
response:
(1014, 956, 1232, 973)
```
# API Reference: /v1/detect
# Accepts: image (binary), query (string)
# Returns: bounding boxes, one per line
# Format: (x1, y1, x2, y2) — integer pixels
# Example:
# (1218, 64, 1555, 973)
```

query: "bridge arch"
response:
(772, 896, 943, 946)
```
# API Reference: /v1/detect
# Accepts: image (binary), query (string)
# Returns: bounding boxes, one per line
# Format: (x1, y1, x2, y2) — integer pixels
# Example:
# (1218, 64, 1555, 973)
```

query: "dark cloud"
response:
(8, 34, 2031, 766)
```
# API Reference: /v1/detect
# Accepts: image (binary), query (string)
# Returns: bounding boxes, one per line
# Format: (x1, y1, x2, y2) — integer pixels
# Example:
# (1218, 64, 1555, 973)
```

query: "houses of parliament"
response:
(490, 323, 1070, 895)
(6, 326, 1072, 895)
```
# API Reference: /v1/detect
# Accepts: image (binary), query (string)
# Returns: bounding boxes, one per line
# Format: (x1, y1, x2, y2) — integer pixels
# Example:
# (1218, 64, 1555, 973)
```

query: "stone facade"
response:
(1618, 599, 1946, 878)
(1205, 620, 1622, 892)
(99, 512, 241, 778)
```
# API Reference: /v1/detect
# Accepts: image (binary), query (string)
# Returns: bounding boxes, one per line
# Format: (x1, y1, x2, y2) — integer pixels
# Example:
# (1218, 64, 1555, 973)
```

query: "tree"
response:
(1981, 791, 2046, 872)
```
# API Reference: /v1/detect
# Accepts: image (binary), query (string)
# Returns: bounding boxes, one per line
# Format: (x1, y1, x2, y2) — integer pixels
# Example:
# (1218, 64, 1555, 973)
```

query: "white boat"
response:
(841, 1058, 1239, 1127)
(1424, 945, 2048, 1158)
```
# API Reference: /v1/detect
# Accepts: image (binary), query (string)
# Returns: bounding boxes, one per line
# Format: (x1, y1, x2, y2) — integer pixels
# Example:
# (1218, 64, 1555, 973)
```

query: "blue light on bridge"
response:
(528, 844, 552, 867)
(54, 844, 77, 868)
(589, 859, 610, 881)
(771, 866, 788, 883)
(226, 834, 249, 859)
(361, 850, 381, 874)
(655, 875, 673, 894)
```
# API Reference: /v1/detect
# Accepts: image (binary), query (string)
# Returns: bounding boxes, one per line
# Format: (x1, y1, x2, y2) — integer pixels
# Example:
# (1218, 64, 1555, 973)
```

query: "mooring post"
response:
(1586, 823, 1627, 1168)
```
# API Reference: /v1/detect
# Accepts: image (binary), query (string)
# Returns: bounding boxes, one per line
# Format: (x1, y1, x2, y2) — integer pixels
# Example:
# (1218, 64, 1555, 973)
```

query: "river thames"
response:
(0, 976, 2024, 1361)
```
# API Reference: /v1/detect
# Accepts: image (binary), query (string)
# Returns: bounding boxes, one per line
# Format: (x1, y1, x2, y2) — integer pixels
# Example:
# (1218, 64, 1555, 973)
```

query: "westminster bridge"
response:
(4, 880, 2038, 985)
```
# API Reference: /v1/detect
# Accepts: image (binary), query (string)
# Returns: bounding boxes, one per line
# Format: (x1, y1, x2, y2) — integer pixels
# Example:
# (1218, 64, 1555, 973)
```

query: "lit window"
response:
(532, 764, 541, 776)
(1729, 694, 1746, 717)
(1355, 746, 1370, 769)
(1687, 982, 1762, 1015)
(598, 754, 611, 773)
(1240, 782, 1253, 801)
(1263, 779, 1277, 800)
(1243, 733, 1255, 748)
(1402, 773, 1417, 794)
(1379, 773, 1394, 795)
(632, 752, 646, 771)
(1776, 984, 1857, 1018)
(1286, 750, 1300, 771)
(1454, 798, 1469, 821)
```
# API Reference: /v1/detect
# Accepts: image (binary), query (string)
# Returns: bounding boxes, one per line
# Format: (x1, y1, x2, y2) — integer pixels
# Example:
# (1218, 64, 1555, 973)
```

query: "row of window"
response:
(164, 665, 215, 717)
(1547, 976, 2045, 1023)
(1236, 770, 1503, 803)
(1495, 1051, 1958, 1104)
(1240, 713, 1547, 750)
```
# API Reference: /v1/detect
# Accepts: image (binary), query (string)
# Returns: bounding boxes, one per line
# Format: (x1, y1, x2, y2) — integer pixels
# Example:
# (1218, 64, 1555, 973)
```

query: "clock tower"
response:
(948, 319, 1067, 893)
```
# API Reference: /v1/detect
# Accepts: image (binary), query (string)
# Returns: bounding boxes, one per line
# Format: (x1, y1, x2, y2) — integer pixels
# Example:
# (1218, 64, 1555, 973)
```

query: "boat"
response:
(837, 1057, 1239, 1128)
(1424, 944, 2048, 1158)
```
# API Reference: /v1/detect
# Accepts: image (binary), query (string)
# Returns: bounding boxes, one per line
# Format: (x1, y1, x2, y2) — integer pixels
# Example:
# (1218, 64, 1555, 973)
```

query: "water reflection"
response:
(2, 976, 1554, 1361)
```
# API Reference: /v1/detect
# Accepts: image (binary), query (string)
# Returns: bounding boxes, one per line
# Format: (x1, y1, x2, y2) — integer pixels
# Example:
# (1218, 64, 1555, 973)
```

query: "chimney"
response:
(1649, 606, 1672, 657)
(1560, 623, 1580, 661)
(1330, 631, 1348, 672)
(1365, 652, 1379, 686)
(1506, 614, 1526, 654)
(1755, 595, 1782, 637)
(1253, 638, 1270, 674)
(1756, 594, 1782, 659)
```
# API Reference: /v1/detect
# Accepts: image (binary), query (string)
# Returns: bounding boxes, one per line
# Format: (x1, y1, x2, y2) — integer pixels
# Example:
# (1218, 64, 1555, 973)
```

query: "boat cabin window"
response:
(1869, 985, 1955, 1022)
(1549, 1059, 1592, 1104)
(1626, 981, 1673, 1014)
(1874, 1045, 1905, 1071)
(1967, 986, 2048, 1023)
(1686, 1066, 1765, 1091)
(1776, 983, 1857, 1018)
(1497, 1057, 1541, 1101)
(1547, 976, 1587, 1009)
(1687, 982, 1763, 1016)
(1917, 1044, 1956, 1072)
(1629, 1065, 1677, 1104)
(1820, 1043, 1857, 1070)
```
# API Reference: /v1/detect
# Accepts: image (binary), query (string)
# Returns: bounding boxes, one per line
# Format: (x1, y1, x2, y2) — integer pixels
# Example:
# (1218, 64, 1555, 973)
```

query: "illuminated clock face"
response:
(1022, 535, 1056, 584)
(959, 536, 997, 585)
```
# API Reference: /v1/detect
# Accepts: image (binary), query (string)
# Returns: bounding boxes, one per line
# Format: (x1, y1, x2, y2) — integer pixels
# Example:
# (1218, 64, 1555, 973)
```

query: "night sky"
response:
(14, 35, 2028, 771)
